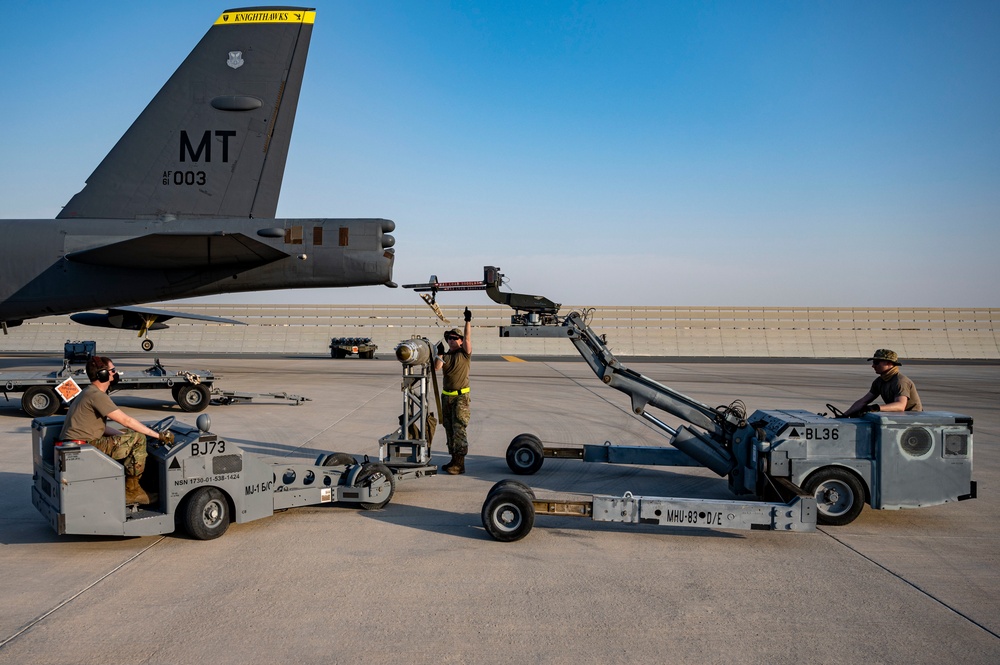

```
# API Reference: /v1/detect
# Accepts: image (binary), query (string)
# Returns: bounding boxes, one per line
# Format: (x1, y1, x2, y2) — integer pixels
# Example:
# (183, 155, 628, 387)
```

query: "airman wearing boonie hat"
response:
(434, 308, 473, 474)
(868, 348, 899, 364)
(843, 348, 922, 417)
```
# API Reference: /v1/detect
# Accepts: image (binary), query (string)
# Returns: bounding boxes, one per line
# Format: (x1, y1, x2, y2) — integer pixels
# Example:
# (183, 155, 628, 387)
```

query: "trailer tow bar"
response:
(210, 389, 311, 406)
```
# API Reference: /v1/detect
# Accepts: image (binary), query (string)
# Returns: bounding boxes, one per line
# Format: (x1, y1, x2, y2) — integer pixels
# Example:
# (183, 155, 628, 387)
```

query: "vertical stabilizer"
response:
(58, 7, 315, 220)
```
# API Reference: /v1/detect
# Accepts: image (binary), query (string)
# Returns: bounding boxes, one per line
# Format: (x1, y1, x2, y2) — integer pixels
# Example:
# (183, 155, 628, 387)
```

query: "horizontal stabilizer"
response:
(71, 306, 245, 331)
(65, 233, 289, 270)
(110, 306, 245, 326)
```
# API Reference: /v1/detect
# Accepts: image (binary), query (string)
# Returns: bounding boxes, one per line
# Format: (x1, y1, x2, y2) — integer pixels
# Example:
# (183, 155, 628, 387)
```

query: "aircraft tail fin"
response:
(58, 7, 316, 220)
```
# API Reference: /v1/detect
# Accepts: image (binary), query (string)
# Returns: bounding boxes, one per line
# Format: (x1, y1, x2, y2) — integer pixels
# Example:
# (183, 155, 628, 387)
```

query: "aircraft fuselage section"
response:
(0, 217, 395, 321)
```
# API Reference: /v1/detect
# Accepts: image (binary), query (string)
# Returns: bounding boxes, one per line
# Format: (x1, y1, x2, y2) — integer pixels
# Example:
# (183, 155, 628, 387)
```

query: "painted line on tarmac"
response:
(502, 355, 527, 362)
(294, 378, 399, 451)
(822, 528, 1000, 640)
(0, 537, 166, 649)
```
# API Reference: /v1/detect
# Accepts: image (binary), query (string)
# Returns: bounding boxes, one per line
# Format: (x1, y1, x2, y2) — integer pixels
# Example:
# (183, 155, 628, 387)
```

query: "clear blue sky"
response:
(2, 1, 998, 308)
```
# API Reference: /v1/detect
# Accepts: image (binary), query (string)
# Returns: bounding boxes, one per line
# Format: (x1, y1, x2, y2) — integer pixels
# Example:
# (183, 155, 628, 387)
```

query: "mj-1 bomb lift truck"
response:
(30, 336, 439, 541)
(31, 413, 398, 540)
(408, 267, 977, 541)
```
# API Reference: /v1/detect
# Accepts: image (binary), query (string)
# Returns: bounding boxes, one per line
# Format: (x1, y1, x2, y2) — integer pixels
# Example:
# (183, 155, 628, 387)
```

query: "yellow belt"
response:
(442, 387, 470, 396)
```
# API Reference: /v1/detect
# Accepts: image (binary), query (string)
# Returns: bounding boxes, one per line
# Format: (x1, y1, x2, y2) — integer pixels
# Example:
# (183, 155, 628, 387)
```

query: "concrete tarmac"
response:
(1, 354, 997, 664)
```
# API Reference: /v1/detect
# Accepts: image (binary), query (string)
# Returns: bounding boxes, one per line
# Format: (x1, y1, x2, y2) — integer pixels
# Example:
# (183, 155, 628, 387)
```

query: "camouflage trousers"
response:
(441, 393, 471, 456)
(88, 429, 148, 477)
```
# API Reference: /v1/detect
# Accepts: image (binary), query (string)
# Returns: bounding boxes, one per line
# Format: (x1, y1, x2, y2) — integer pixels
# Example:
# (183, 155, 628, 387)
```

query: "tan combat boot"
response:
(125, 476, 151, 505)
(443, 453, 465, 475)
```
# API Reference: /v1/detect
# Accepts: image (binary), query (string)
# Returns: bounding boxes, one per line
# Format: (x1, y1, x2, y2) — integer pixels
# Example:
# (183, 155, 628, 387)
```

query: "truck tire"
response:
(22, 386, 60, 418)
(481, 486, 535, 542)
(486, 479, 536, 500)
(803, 467, 867, 526)
(506, 433, 545, 475)
(321, 452, 359, 466)
(181, 487, 230, 540)
(355, 462, 395, 510)
(176, 384, 211, 412)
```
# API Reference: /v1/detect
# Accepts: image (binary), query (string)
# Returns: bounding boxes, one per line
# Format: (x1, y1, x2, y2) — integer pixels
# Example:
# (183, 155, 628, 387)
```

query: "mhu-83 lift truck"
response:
(408, 267, 977, 541)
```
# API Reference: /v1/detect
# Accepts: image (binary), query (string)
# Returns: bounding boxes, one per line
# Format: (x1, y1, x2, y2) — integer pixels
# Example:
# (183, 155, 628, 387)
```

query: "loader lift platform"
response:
(375, 336, 442, 482)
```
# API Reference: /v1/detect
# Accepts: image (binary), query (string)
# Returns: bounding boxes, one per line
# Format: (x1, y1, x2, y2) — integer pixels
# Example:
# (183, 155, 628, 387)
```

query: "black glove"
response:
(436, 341, 445, 356)
(159, 430, 175, 445)
(862, 403, 881, 414)
(464, 307, 472, 322)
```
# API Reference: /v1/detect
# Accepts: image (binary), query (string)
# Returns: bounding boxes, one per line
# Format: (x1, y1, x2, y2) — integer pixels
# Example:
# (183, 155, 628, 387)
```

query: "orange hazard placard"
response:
(56, 377, 82, 403)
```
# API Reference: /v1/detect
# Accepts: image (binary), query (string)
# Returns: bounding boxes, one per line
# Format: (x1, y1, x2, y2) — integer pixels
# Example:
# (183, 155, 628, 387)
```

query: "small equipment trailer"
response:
(409, 267, 977, 541)
(3, 342, 309, 417)
(3, 347, 218, 417)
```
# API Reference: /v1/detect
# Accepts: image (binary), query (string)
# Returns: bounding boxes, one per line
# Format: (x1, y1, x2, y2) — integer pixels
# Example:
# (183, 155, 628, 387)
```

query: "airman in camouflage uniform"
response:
(843, 348, 922, 417)
(59, 356, 173, 504)
(435, 309, 473, 474)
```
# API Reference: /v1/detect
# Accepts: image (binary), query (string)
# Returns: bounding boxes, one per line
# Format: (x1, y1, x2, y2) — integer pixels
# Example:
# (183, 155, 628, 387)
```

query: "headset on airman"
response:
(86, 356, 115, 383)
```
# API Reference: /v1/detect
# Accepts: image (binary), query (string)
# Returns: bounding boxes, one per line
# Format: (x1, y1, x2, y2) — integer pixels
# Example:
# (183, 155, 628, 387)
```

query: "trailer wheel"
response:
(486, 479, 536, 500)
(355, 462, 395, 510)
(22, 386, 60, 418)
(359, 350, 375, 359)
(506, 434, 544, 475)
(803, 467, 866, 526)
(481, 487, 535, 542)
(331, 348, 347, 359)
(176, 384, 210, 412)
(181, 487, 230, 540)
(321, 452, 359, 466)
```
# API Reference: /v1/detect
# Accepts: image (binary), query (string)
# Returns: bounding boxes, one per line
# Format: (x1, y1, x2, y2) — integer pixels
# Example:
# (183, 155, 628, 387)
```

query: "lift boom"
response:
(406, 266, 976, 540)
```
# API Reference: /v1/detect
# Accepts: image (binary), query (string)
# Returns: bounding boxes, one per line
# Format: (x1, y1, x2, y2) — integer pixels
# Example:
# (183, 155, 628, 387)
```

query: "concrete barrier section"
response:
(1, 305, 997, 359)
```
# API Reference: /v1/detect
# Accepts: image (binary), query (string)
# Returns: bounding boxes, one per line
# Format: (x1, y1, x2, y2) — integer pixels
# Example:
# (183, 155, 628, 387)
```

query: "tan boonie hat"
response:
(445, 328, 465, 339)
(867, 349, 900, 365)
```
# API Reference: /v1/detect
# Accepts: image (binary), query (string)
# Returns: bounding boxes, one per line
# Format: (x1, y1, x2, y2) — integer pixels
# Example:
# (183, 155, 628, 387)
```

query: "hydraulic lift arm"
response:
(406, 266, 745, 476)
(501, 305, 743, 477)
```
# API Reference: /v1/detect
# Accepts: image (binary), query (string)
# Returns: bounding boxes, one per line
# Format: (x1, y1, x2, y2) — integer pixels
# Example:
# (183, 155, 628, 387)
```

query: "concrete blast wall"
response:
(2, 305, 997, 359)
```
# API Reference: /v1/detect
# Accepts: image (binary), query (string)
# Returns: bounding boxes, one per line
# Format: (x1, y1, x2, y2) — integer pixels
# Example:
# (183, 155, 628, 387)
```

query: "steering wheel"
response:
(150, 416, 175, 433)
(826, 403, 845, 419)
